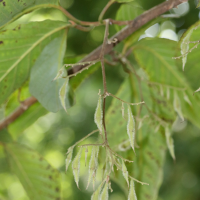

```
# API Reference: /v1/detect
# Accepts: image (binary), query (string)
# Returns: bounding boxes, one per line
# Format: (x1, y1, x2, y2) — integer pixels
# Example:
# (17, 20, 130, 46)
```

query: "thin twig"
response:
(98, 0, 115, 22)
(107, 92, 145, 105)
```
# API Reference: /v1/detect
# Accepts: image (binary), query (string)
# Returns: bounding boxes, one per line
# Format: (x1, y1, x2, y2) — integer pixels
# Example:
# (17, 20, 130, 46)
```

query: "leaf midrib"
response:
(0, 24, 68, 82)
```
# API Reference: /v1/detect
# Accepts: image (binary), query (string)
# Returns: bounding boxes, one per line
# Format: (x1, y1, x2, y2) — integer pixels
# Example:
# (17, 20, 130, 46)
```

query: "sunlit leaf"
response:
(0, 20, 69, 105)
(29, 31, 68, 112)
(0, 0, 59, 28)
(72, 147, 83, 188)
(4, 142, 61, 200)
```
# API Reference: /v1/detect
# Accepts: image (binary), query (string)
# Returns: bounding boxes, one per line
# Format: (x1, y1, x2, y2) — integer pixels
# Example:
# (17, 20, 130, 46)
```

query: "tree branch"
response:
(0, 0, 188, 131)
(0, 97, 37, 130)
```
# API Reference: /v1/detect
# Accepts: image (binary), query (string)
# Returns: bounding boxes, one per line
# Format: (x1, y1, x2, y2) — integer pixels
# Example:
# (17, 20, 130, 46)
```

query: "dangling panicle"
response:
(72, 147, 83, 188)
(173, 92, 184, 121)
(128, 180, 137, 200)
(99, 182, 109, 200)
(86, 146, 99, 189)
(94, 90, 103, 133)
(165, 127, 175, 160)
(66, 147, 73, 171)
(59, 77, 69, 112)
(121, 159, 129, 187)
(127, 105, 136, 154)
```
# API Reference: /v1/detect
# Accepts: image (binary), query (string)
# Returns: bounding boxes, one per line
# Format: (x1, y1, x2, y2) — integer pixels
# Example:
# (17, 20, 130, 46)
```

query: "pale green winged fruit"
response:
(72, 147, 83, 188)
(94, 90, 103, 133)
(127, 105, 136, 153)
(66, 147, 73, 171)
(165, 127, 175, 160)
(99, 182, 109, 200)
(59, 77, 69, 112)
(91, 182, 103, 200)
(173, 92, 184, 121)
(128, 180, 137, 200)
(121, 159, 129, 187)
(87, 146, 99, 189)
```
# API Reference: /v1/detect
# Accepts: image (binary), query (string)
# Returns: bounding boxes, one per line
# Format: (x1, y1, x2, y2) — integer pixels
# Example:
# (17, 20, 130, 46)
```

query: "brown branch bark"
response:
(0, 97, 37, 130)
(0, 0, 188, 131)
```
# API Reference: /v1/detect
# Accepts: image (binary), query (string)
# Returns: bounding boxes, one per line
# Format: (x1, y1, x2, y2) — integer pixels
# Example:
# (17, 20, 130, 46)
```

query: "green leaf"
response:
(132, 38, 200, 128)
(99, 182, 108, 200)
(115, 1, 144, 31)
(105, 78, 166, 199)
(29, 31, 67, 112)
(4, 142, 61, 200)
(0, 20, 69, 105)
(0, 0, 59, 28)
(8, 102, 48, 140)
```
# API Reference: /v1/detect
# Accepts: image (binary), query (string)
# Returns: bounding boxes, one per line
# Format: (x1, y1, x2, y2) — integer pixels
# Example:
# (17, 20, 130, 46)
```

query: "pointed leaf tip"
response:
(94, 91, 103, 133)
(72, 147, 83, 188)
(127, 106, 136, 153)
(165, 127, 175, 160)
(128, 180, 137, 200)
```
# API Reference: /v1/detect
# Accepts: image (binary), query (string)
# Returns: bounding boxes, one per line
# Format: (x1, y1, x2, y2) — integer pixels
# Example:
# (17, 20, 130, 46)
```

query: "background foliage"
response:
(0, 0, 200, 200)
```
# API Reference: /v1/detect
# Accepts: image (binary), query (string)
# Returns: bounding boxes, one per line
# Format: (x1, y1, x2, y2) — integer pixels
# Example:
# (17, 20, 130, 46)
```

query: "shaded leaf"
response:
(29, 32, 67, 112)
(4, 142, 61, 200)
(0, 0, 59, 28)
(0, 20, 68, 105)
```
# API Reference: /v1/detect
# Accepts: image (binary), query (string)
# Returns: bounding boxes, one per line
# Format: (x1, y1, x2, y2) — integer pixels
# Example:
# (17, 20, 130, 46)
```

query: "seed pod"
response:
(121, 159, 129, 187)
(59, 77, 69, 112)
(66, 147, 73, 171)
(87, 146, 99, 189)
(128, 180, 137, 200)
(53, 67, 67, 81)
(94, 91, 103, 133)
(99, 182, 109, 200)
(127, 106, 136, 153)
(72, 147, 83, 188)
(165, 127, 175, 160)
(173, 92, 184, 121)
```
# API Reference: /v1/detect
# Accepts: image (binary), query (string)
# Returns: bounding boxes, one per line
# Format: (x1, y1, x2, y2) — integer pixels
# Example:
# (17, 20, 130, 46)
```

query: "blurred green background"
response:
(0, 0, 200, 199)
